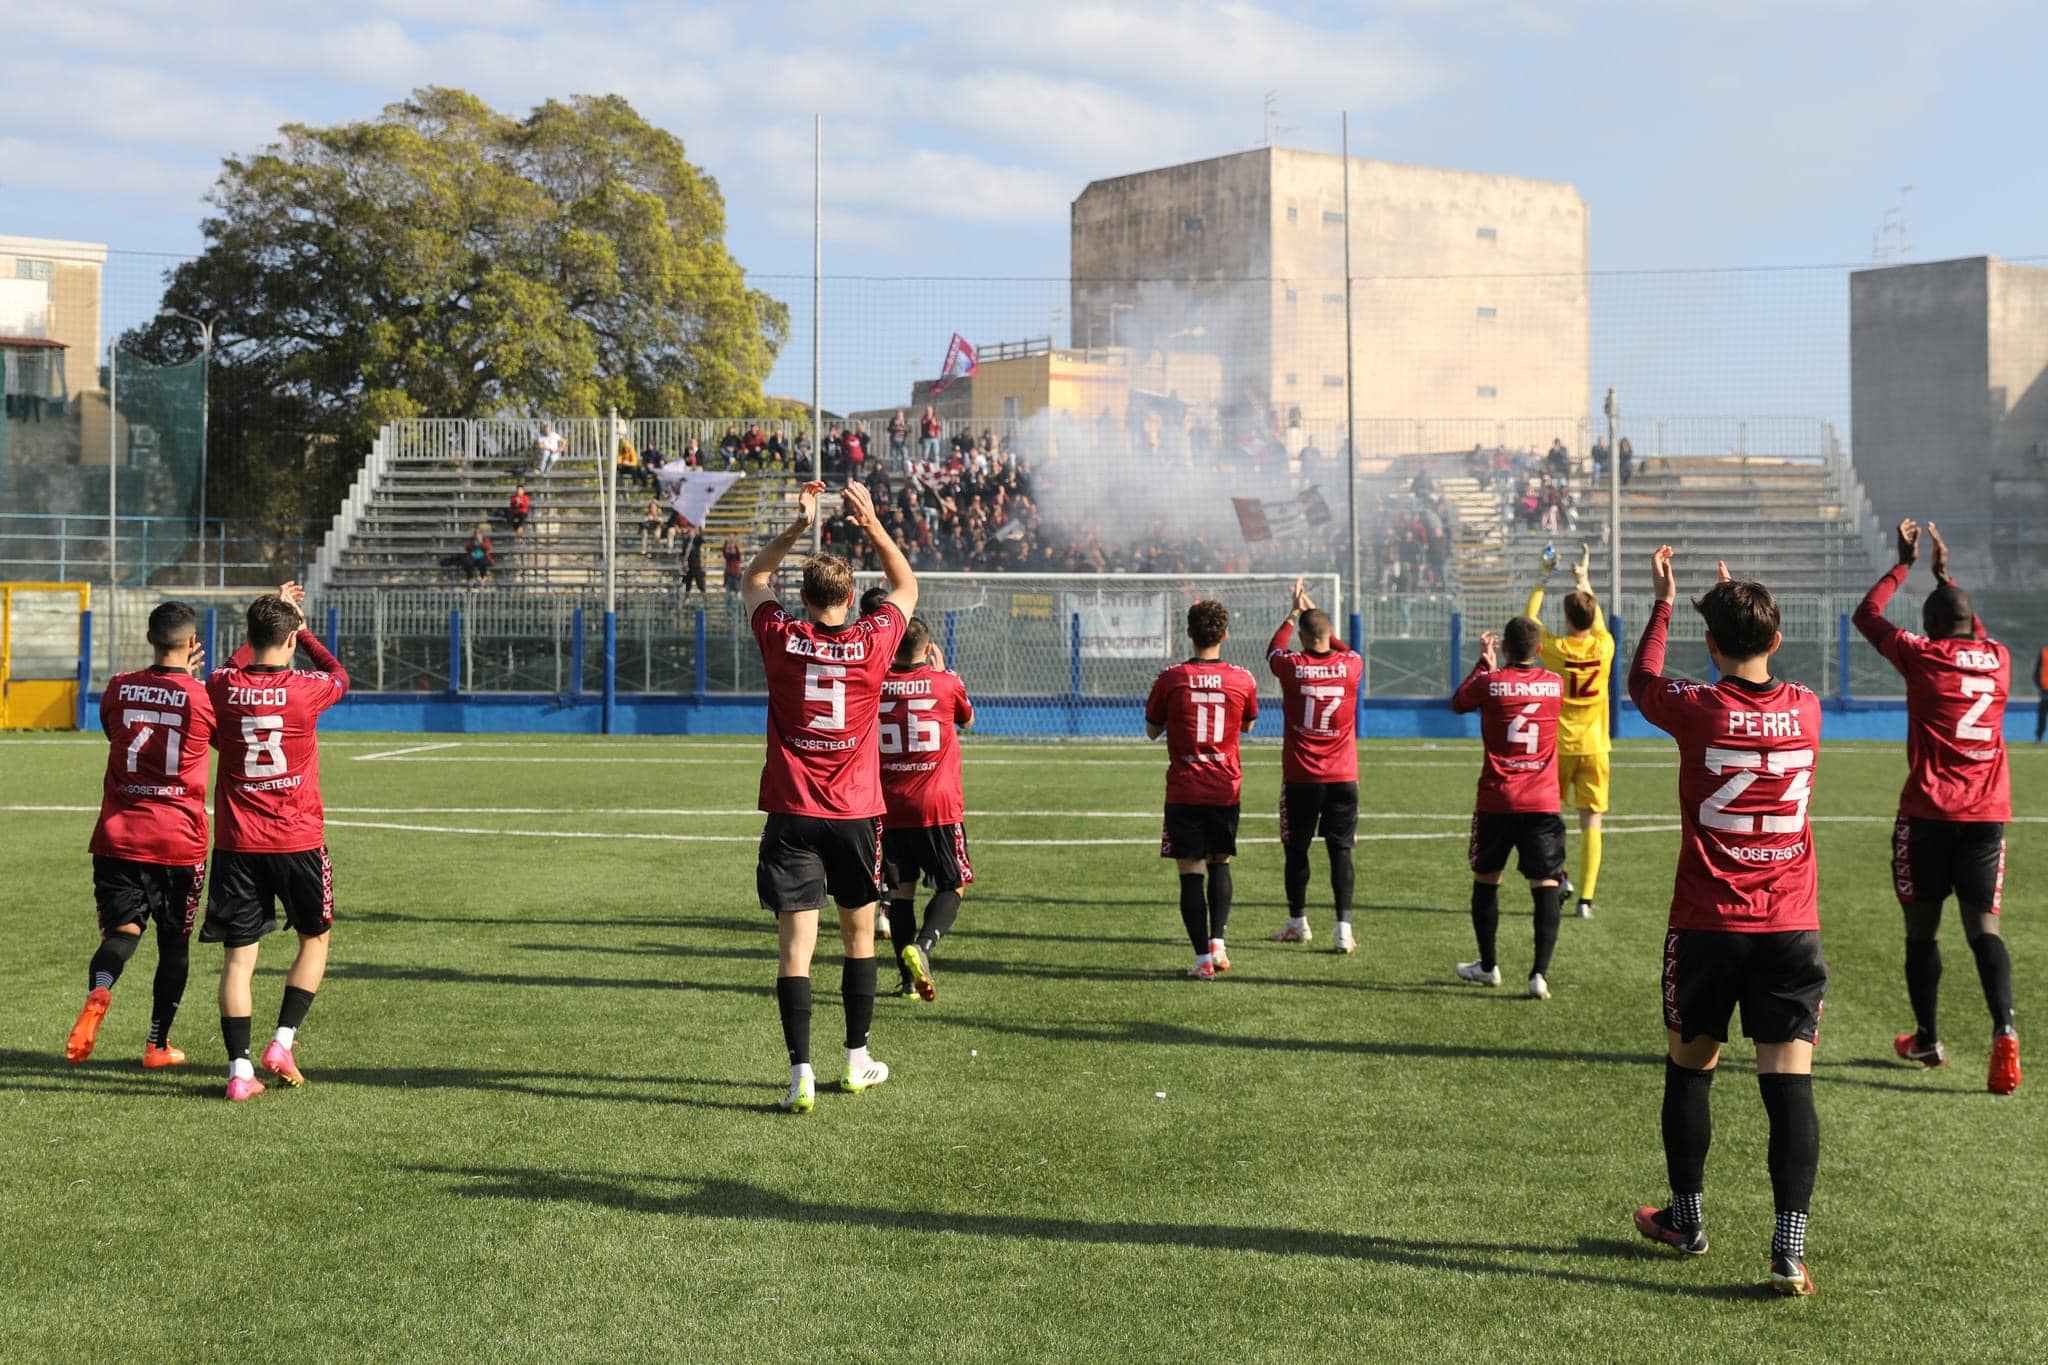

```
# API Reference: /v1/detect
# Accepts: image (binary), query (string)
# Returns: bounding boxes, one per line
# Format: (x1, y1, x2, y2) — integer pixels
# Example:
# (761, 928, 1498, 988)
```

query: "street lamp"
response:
(167, 311, 213, 583)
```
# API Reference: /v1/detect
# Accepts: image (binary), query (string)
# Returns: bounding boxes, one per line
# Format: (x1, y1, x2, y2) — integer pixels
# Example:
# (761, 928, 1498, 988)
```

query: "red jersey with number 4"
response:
(1452, 661, 1563, 813)
(1147, 659, 1259, 806)
(91, 666, 216, 864)
(1631, 600, 1822, 932)
(879, 663, 973, 828)
(1853, 564, 2010, 822)
(1268, 623, 1362, 783)
(754, 600, 906, 819)
(208, 637, 350, 854)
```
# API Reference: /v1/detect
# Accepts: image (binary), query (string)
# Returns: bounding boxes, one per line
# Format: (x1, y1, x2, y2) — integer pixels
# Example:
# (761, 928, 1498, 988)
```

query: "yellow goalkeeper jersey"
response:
(1524, 584, 1616, 756)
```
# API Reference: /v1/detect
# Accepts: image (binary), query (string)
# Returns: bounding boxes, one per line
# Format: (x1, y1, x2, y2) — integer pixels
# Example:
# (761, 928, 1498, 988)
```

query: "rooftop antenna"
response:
(1262, 92, 1294, 148)
(1872, 184, 1915, 264)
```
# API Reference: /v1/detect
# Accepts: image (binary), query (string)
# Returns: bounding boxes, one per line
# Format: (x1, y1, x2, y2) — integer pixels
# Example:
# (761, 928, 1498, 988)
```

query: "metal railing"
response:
(0, 512, 305, 588)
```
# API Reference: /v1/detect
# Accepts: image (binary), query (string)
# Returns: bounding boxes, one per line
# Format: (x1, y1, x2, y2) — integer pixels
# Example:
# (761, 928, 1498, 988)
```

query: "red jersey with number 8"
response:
(754, 600, 906, 819)
(208, 637, 351, 853)
(879, 663, 973, 828)
(1267, 623, 1362, 783)
(1147, 660, 1259, 806)
(1630, 600, 1822, 932)
(91, 665, 217, 864)
(1453, 661, 1563, 813)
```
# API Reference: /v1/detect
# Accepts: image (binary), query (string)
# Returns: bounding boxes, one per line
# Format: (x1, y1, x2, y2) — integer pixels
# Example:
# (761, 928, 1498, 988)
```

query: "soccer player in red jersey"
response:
(1854, 519, 2020, 1094)
(1145, 601, 1259, 980)
(200, 583, 350, 1101)
(1450, 618, 1566, 999)
(1265, 578, 1364, 953)
(66, 601, 215, 1069)
(879, 616, 975, 1003)
(1629, 547, 1824, 1297)
(746, 480, 915, 1113)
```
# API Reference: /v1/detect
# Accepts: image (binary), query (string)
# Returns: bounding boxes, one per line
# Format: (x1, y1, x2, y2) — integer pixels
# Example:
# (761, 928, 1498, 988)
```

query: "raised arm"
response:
(1926, 521, 1986, 638)
(742, 481, 822, 617)
(843, 481, 917, 617)
(1269, 577, 1309, 662)
(1451, 631, 1499, 713)
(1628, 546, 1681, 729)
(1855, 518, 1919, 664)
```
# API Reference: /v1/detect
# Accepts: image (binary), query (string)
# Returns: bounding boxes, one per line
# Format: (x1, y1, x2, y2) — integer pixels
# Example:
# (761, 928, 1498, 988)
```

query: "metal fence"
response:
(1, 513, 309, 588)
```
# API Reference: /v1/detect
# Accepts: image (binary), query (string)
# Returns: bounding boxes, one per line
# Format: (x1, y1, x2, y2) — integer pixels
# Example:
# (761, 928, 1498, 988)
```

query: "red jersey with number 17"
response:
(91, 665, 216, 865)
(208, 636, 350, 854)
(1267, 623, 1362, 783)
(1146, 659, 1260, 806)
(879, 663, 973, 828)
(754, 600, 906, 819)
(1630, 600, 1822, 932)
(1452, 661, 1563, 813)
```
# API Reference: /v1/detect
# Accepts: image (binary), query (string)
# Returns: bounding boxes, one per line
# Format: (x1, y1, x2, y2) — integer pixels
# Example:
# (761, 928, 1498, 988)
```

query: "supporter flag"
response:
(931, 334, 978, 394)
(663, 469, 744, 530)
(1234, 488, 1331, 544)
(1232, 498, 1274, 543)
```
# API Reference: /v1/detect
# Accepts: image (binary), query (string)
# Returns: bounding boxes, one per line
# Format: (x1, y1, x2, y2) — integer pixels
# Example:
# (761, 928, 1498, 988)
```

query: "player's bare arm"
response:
(844, 481, 918, 617)
(1895, 517, 1920, 568)
(1651, 545, 1677, 604)
(742, 481, 823, 615)
(1479, 630, 1501, 671)
(1927, 520, 1950, 584)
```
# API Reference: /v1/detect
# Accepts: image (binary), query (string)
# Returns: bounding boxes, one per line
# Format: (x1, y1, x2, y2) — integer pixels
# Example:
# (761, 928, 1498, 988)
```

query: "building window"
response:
(1284, 373, 1298, 387)
(1322, 210, 1345, 225)
(15, 258, 54, 282)
(1284, 288, 1297, 303)
(14, 350, 49, 396)
(1183, 216, 1204, 232)
(1286, 206, 1298, 223)
(1322, 291, 1344, 305)
(1322, 375, 1344, 387)
(1476, 227, 1497, 241)
(1476, 306, 1498, 319)
(1002, 397, 1019, 421)
(1477, 385, 1498, 398)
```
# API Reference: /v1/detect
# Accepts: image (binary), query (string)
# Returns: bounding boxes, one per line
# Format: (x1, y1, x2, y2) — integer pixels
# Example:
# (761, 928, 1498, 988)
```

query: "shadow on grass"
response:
(0, 1047, 200, 1098)
(316, 1063, 770, 1113)
(323, 961, 761, 997)
(405, 1164, 1768, 1300)
(952, 1018, 1660, 1068)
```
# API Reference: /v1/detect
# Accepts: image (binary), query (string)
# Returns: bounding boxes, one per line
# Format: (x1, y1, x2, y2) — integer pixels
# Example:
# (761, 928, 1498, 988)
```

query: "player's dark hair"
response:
(1693, 579, 1779, 661)
(146, 600, 198, 651)
(1562, 591, 1597, 632)
(897, 617, 931, 665)
(1503, 616, 1542, 663)
(801, 554, 855, 611)
(859, 585, 890, 617)
(246, 594, 301, 651)
(1188, 600, 1229, 649)
(1299, 608, 1333, 645)
(1923, 585, 1975, 639)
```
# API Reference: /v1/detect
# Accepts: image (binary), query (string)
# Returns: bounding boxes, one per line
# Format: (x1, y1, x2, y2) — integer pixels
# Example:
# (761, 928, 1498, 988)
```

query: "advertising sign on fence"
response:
(1064, 591, 1169, 659)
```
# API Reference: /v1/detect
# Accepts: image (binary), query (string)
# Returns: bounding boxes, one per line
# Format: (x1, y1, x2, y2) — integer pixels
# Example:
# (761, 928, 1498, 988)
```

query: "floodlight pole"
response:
(107, 342, 118, 589)
(168, 311, 214, 582)
(811, 111, 823, 558)
(1605, 387, 1620, 612)
(1341, 113, 1358, 627)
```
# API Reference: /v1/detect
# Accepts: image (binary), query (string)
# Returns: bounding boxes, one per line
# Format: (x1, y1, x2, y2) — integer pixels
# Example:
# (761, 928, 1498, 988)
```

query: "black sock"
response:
(88, 931, 141, 993)
(1531, 883, 1562, 976)
(1470, 882, 1500, 971)
(1757, 1073, 1819, 1254)
(919, 889, 961, 952)
(278, 985, 316, 1034)
(1969, 934, 2016, 1033)
(1206, 863, 1233, 943)
(1283, 844, 1311, 917)
(1661, 1060, 1714, 1227)
(1905, 937, 1942, 1043)
(887, 899, 915, 958)
(1328, 842, 1355, 924)
(775, 976, 812, 1066)
(1178, 874, 1208, 953)
(221, 1015, 252, 1063)
(842, 957, 878, 1050)
(149, 936, 189, 1046)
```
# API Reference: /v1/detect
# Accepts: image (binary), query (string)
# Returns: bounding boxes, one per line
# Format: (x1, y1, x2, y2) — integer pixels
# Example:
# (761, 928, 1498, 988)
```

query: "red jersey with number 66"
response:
(208, 637, 350, 854)
(91, 666, 216, 865)
(1452, 661, 1562, 813)
(879, 663, 973, 828)
(754, 600, 906, 819)
(1268, 623, 1362, 783)
(1146, 660, 1260, 806)
(1630, 600, 1822, 932)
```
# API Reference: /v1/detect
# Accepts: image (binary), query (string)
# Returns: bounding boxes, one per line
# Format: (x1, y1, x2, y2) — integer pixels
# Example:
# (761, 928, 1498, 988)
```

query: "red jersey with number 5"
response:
(754, 600, 906, 819)
(91, 666, 216, 864)
(879, 663, 973, 828)
(1147, 660, 1259, 806)
(1852, 564, 2010, 822)
(1630, 600, 1822, 932)
(1452, 661, 1562, 813)
(1267, 623, 1362, 783)
(208, 637, 350, 853)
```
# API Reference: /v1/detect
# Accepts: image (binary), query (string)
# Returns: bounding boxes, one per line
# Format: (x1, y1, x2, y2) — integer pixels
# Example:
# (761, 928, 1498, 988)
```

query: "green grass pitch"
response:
(2, 732, 2043, 1361)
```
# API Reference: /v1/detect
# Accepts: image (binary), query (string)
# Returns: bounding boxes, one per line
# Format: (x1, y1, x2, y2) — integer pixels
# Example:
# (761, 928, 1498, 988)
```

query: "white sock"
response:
(1197, 952, 1213, 967)
(1211, 939, 1227, 954)
(790, 1063, 814, 1085)
(274, 1026, 297, 1049)
(229, 1057, 255, 1081)
(845, 1045, 871, 1070)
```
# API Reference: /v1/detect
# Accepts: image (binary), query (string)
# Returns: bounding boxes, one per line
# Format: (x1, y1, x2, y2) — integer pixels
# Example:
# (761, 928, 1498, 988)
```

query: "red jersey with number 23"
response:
(1630, 600, 1821, 932)
(1267, 623, 1362, 783)
(208, 636, 350, 854)
(754, 600, 906, 819)
(879, 663, 973, 828)
(1452, 661, 1562, 813)
(1146, 659, 1260, 806)
(92, 666, 216, 865)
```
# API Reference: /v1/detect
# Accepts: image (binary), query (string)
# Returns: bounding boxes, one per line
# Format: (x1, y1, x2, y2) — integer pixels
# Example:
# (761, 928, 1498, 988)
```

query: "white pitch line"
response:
(319, 818, 1478, 846)
(352, 741, 460, 761)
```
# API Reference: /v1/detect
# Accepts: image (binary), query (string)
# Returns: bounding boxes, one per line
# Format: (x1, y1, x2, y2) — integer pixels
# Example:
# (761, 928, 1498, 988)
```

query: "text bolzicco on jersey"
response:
(208, 638, 351, 854)
(754, 600, 906, 819)
(1267, 622, 1362, 783)
(1630, 601, 1823, 932)
(91, 665, 217, 865)
(879, 663, 974, 828)
(1146, 660, 1260, 806)
(1452, 661, 1563, 813)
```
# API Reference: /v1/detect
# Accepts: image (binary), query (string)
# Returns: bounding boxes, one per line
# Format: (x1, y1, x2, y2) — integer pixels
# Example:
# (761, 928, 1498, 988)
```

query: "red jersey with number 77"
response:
(1629, 600, 1822, 932)
(754, 599, 906, 818)
(207, 636, 350, 854)
(1452, 661, 1562, 813)
(91, 665, 217, 865)
(1146, 659, 1260, 806)
(1267, 622, 1362, 783)
(879, 663, 973, 828)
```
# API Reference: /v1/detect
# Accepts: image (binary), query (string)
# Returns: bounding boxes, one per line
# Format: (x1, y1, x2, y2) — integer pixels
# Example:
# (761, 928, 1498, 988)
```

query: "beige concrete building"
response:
(908, 337, 1223, 428)
(0, 234, 107, 403)
(1070, 148, 1590, 446)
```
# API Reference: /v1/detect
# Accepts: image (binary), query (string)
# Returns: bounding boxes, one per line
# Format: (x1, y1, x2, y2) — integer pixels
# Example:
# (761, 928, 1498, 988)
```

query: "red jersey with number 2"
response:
(92, 666, 216, 864)
(1267, 623, 1362, 783)
(879, 663, 973, 828)
(1146, 660, 1260, 806)
(754, 600, 906, 819)
(208, 637, 351, 854)
(1630, 600, 1822, 932)
(1452, 661, 1562, 813)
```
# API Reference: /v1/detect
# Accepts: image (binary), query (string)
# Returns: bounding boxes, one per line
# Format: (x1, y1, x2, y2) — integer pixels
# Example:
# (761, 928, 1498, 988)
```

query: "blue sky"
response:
(4, 0, 2043, 416)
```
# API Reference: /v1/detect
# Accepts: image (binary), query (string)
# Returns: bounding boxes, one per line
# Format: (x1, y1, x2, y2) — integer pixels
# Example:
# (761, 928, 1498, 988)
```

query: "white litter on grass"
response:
(1155, 1091, 1167, 1099)
(970, 1049, 978, 1056)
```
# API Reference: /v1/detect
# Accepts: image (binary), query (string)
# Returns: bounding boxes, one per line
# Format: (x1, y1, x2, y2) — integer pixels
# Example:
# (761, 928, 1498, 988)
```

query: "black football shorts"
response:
(200, 848, 334, 948)
(1161, 803, 1239, 861)
(758, 813, 884, 913)
(883, 823, 974, 893)
(1663, 928, 1828, 1045)
(1892, 815, 2005, 913)
(1280, 781, 1359, 848)
(93, 855, 205, 939)
(1467, 811, 1566, 881)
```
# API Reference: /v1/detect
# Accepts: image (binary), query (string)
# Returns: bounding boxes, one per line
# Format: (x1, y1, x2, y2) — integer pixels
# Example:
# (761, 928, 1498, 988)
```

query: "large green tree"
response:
(126, 87, 788, 525)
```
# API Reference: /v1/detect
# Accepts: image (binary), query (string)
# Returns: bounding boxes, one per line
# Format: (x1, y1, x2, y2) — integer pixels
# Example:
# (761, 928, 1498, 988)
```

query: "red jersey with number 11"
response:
(1146, 659, 1259, 806)
(880, 663, 973, 828)
(91, 665, 216, 865)
(1268, 623, 1362, 783)
(1453, 661, 1562, 813)
(208, 637, 350, 854)
(754, 600, 906, 819)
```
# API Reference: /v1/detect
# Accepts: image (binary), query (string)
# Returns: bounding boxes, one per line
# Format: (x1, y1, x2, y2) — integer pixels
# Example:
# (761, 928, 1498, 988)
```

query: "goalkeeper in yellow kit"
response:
(1523, 545, 1615, 918)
